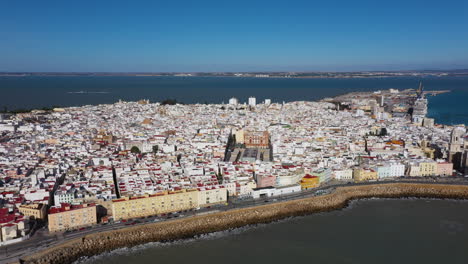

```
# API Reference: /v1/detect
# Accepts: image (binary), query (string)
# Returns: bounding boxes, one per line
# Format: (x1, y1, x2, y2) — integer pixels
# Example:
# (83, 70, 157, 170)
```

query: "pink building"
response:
(436, 162, 453, 176)
(256, 175, 276, 188)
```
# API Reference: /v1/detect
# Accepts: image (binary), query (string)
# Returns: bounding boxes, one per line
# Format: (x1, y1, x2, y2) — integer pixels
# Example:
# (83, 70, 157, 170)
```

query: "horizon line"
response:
(1, 69, 468, 74)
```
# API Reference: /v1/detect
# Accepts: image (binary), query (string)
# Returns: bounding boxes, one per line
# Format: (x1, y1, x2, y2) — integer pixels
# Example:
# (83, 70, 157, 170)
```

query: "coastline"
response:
(22, 183, 468, 264)
(1, 76, 467, 127)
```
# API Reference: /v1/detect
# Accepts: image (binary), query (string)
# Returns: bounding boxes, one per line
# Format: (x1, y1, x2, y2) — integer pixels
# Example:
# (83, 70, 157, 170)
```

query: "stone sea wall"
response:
(22, 183, 468, 264)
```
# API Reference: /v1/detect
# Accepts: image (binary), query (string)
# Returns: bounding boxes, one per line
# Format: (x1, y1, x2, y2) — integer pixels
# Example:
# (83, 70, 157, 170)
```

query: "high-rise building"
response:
(229, 97, 238, 105)
(248, 97, 256, 106)
(264, 99, 271, 105)
(412, 82, 428, 125)
(412, 97, 428, 125)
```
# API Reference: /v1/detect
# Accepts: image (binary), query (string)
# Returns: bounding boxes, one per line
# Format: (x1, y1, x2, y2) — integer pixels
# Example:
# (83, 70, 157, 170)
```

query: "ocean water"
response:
(0, 76, 467, 125)
(78, 199, 468, 264)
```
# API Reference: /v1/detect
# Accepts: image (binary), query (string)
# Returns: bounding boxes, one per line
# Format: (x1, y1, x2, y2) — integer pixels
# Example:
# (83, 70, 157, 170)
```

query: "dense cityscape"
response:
(0, 82, 467, 257)
(2, 0, 468, 263)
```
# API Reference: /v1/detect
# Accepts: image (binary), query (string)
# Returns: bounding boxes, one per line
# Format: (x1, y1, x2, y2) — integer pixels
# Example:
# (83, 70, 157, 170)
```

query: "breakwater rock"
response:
(23, 183, 468, 264)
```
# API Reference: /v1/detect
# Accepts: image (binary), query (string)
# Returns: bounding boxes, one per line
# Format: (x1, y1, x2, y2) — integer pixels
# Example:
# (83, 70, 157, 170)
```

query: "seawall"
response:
(22, 183, 468, 264)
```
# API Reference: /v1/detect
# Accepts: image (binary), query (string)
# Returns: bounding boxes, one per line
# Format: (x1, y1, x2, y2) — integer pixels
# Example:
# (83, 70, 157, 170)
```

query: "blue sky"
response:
(1, 0, 467, 72)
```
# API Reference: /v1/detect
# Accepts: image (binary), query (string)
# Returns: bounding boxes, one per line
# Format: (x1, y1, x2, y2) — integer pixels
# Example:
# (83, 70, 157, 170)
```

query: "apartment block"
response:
(48, 203, 97, 232)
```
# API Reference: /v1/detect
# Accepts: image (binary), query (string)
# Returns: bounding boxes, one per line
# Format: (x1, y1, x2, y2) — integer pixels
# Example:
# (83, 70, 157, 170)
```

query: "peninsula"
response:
(0, 84, 467, 263)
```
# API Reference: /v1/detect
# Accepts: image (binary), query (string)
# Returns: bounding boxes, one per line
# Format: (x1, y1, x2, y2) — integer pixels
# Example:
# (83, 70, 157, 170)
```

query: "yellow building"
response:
(19, 203, 47, 220)
(300, 175, 320, 189)
(198, 187, 227, 207)
(409, 164, 421, 176)
(112, 189, 199, 220)
(353, 168, 378, 182)
(419, 161, 437, 176)
(48, 203, 97, 232)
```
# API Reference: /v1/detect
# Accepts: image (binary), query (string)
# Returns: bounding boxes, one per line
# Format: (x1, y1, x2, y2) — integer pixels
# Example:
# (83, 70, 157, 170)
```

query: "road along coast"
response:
(22, 183, 468, 264)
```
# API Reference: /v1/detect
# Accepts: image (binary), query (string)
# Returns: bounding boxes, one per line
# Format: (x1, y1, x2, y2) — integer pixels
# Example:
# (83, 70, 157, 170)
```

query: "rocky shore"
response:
(22, 183, 468, 264)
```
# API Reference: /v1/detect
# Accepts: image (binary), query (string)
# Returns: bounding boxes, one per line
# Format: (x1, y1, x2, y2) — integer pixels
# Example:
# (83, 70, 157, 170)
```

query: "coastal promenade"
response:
(7, 179, 468, 264)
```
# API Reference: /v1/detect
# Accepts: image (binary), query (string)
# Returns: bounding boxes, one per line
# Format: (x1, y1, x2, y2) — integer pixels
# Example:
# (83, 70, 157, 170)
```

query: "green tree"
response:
(152, 145, 159, 154)
(379, 128, 388, 136)
(161, 99, 178, 105)
(130, 146, 141, 154)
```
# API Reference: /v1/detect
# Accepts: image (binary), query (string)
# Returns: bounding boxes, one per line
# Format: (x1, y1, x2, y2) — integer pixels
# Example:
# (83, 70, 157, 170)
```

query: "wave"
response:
(72, 223, 272, 264)
(73, 197, 468, 263)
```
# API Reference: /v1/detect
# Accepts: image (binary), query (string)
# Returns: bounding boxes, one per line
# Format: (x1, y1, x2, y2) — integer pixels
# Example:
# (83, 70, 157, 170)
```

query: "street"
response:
(2, 176, 468, 264)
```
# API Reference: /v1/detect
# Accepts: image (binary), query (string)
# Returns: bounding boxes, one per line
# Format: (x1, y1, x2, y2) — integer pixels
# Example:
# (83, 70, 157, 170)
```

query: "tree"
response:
(152, 145, 159, 154)
(379, 128, 388, 136)
(130, 146, 141, 154)
(161, 99, 178, 105)
(216, 172, 223, 184)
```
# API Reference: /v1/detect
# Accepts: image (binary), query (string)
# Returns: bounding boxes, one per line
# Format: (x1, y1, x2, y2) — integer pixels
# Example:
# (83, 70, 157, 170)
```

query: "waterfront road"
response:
(2, 177, 468, 264)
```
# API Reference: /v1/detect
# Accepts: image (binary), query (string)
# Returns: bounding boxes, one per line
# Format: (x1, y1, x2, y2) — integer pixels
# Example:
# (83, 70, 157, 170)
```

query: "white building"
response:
(251, 184, 301, 199)
(248, 97, 256, 107)
(0, 124, 15, 132)
(333, 169, 353, 180)
(388, 163, 406, 177)
(276, 173, 303, 186)
(229, 97, 239, 105)
(264, 99, 271, 105)
(54, 190, 75, 206)
(198, 187, 227, 207)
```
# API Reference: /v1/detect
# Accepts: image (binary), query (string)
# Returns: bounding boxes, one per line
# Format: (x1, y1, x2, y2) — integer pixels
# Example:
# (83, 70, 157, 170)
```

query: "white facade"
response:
(264, 99, 271, 105)
(252, 184, 301, 199)
(276, 173, 303, 187)
(273, 184, 301, 196)
(223, 182, 237, 196)
(388, 163, 405, 177)
(23, 189, 49, 202)
(0, 124, 15, 132)
(333, 169, 353, 180)
(248, 97, 256, 106)
(229, 97, 238, 105)
(198, 188, 227, 206)
(236, 181, 257, 198)
(17, 125, 34, 132)
(375, 163, 405, 178)
(54, 192, 75, 206)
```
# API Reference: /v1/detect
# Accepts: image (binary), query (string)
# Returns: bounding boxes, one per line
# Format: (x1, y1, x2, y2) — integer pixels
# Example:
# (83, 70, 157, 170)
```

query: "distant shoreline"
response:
(22, 183, 468, 264)
(1, 71, 468, 78)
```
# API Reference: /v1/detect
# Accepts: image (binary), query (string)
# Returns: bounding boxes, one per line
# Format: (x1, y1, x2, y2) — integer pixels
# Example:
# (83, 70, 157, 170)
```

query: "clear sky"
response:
(1, 0, 467, 72)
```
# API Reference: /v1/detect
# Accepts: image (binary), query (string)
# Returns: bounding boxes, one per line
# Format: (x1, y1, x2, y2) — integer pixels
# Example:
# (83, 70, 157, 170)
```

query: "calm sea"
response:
(0, 76, 467, 125)
(79, 199, 468, 264)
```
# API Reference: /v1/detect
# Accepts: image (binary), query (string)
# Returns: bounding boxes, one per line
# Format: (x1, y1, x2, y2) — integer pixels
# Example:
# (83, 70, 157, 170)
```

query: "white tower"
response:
(449, 127, 465, 154)
(248, 97, 256, 106)
(449, 126, 466, 163)
(229, 97, 238, 105)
